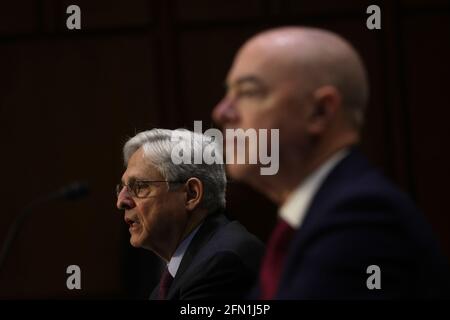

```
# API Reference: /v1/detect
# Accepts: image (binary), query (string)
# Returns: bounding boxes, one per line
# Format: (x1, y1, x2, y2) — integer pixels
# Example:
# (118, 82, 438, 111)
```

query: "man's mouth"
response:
(125, 217, 140, 229)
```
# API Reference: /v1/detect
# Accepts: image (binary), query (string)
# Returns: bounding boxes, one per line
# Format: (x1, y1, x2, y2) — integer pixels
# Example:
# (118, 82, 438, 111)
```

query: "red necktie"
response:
(260, 218, 296, 299)
(158, 267, 174, 300)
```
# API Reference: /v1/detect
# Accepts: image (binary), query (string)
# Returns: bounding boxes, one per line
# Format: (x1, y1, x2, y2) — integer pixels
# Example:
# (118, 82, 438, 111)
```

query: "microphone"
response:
(52, 181, 90, 201)
(0, 181, 90, 273)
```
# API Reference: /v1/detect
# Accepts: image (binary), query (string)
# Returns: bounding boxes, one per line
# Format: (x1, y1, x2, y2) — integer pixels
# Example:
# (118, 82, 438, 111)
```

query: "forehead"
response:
(122, 147, 162, 181)
(227, 38, 303, 87)
(227, 43, 270, 84)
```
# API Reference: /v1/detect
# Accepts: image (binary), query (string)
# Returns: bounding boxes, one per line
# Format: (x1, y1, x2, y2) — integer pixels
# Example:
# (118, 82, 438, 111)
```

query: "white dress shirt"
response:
(279, 149, 349, 229)
(167, 224, 202, 278)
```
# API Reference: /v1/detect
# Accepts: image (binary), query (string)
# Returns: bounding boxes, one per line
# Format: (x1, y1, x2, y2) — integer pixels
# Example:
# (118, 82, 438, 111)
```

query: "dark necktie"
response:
(158, 267, 174, 300)
(260, 218, 296, 299)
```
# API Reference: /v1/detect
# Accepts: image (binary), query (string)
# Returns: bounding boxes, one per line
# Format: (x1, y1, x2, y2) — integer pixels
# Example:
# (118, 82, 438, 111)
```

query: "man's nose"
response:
(116, 187, 136, 210)
(212, 96, 239, 126)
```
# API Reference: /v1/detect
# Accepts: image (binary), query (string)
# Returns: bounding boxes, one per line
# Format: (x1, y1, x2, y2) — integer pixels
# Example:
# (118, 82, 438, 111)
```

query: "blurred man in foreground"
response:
(116, 128, 264, 299)
(212, 26, 450, 299)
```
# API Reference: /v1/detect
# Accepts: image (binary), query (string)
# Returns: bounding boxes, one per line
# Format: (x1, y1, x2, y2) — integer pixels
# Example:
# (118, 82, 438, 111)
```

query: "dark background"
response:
(0, 0, 449, 299)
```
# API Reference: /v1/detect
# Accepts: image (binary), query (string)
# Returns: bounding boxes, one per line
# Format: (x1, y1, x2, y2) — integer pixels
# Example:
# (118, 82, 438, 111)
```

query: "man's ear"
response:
(184, 177, 203, 211)
(308, 85, 342, 134)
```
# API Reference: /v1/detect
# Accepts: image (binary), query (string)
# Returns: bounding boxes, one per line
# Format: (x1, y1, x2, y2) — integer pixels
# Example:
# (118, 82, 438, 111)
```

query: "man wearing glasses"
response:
(116, 128, 264, 300)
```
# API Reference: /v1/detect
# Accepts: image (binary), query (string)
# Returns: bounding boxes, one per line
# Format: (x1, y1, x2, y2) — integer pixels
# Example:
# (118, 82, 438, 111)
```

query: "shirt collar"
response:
(167, 224, 202, 278)
(279, 148, 349, 229)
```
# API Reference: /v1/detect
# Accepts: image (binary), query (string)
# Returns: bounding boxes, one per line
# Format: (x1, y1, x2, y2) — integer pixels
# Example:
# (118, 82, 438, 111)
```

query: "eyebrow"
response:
(226, 75, 267, 89)
(121, 176, 142, 185)
(121, 177, 131, 185)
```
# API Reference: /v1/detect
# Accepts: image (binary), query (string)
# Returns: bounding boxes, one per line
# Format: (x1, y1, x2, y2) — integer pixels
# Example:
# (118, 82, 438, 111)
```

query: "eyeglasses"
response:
(116, 180, 185, 198)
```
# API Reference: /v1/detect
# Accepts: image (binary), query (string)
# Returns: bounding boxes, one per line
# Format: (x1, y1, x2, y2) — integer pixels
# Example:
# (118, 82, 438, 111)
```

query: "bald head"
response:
(213, 26, 368, 199)
(235, 27, 369, 128)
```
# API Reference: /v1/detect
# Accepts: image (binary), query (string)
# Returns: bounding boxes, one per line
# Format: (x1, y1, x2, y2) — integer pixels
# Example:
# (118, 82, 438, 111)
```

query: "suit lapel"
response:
(165, 212, 230, 299)
(276, 147, 371, 297)
(149, 284, 159, 300)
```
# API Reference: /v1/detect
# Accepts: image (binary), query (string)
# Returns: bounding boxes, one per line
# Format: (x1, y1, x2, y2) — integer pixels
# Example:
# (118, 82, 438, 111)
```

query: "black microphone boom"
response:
(54, 182, 89, 200)
(0, 181, 89, 274)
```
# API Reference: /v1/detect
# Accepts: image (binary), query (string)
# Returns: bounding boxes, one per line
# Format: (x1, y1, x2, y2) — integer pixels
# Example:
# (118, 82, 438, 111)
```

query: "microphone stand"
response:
(0, 182, 89, 274)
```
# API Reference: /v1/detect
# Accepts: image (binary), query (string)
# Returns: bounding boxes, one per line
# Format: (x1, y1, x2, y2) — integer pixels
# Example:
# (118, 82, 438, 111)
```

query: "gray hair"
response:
(123, 128, 227, 212)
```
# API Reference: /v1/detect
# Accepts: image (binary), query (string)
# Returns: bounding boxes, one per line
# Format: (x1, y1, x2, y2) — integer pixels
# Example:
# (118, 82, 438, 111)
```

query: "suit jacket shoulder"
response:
(277, 148, 450, 299)
(151, 213, 264, 300)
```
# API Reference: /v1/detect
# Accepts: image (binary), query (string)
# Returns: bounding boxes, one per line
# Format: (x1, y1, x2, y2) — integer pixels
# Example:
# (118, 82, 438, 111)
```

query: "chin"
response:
(226, 163, 259, 183)
(226, 163, 245, 181)
(129, 236, 142, 248)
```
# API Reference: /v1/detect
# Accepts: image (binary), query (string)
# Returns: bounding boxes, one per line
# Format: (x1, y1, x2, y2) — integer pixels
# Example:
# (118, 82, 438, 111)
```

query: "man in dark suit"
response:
(116, 128, 263, 300)
(149, 211, 263, 299)
(212, 26, 450, 299)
